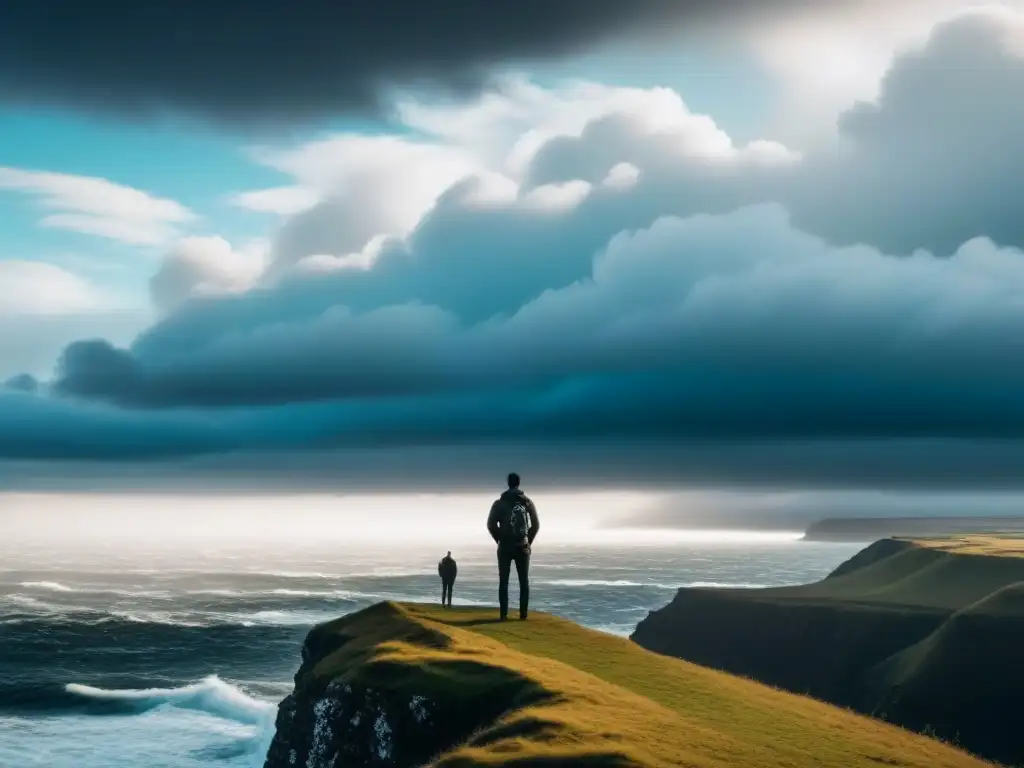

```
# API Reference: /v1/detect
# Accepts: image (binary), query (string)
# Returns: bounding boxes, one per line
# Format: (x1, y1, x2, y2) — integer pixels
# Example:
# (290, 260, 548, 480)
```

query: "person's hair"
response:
(507, 472, 520, 489)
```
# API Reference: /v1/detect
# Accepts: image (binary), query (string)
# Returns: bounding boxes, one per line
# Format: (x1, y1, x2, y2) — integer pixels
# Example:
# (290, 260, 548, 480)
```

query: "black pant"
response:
(497, 544, 530, 619)
(441, 579, 454, 606)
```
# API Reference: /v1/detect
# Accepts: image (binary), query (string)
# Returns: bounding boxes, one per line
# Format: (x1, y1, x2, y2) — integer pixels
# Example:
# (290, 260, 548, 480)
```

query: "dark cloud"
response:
(3, 373, 38, 394)
(0, 1, 815, 124)
(38, 206, 1024, 448)
(0, 309, 147, 383)
(6, 440, 1024, 494)
(613, 488, 1024, 531)
(0, 389, 229, 461)
(7, 9, 1024, 491)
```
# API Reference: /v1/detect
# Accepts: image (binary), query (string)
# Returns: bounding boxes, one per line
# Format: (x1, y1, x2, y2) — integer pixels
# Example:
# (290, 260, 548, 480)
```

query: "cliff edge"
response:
(631, 536, 1024, 766)
(264, 601, 987, 768)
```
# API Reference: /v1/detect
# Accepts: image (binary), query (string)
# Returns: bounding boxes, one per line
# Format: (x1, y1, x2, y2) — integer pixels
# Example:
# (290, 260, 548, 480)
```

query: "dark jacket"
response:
(438, 555, 457, 581)
(487, 489, 540, 550)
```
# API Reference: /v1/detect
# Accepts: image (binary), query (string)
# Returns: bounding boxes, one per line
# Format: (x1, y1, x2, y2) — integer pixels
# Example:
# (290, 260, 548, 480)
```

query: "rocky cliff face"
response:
(263, 676, 438, 768)
(631, 587, 945, 707)
(262, 602, 538, 768)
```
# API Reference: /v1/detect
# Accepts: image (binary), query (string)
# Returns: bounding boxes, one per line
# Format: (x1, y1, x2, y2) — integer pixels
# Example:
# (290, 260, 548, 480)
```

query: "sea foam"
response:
(19, 581, 75, 592)
(65, 675, 275, 725)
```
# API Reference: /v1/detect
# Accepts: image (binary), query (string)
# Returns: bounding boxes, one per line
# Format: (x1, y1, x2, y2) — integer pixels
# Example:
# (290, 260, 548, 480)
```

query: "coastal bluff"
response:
(803, 517, 1024, 542)
(263, 601, 987, 768)
(631, 536, 1024, 767)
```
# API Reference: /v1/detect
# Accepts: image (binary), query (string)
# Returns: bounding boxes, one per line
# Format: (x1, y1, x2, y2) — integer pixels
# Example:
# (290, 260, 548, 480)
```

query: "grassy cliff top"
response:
(759, 536, 1024, 610)
(304, 601, 989, 768)
(908, 534, 1024, 557)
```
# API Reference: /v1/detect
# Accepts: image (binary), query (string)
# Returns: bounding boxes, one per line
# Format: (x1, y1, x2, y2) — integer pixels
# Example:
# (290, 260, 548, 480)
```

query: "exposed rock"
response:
(264, 678, 437, 768)
(263, 602, 529, 768)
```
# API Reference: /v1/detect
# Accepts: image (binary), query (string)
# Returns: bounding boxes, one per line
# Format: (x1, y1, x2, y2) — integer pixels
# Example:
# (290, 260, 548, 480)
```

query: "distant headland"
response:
(802, 516, 1024, 542)
(632, 535, 1024, 766)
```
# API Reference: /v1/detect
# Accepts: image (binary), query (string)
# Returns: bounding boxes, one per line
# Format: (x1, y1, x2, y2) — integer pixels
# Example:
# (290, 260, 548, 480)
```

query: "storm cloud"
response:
(7, 9, 1024, 490)
(0, 1, 822, 124)
(42, 205, 1024, 442)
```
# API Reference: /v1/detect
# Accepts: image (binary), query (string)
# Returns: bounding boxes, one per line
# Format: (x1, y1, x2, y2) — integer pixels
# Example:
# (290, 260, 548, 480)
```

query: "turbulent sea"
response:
(0, 535, 862, 767)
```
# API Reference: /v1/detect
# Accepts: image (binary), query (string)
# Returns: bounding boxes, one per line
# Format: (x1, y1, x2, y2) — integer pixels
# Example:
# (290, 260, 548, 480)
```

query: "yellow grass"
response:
(310, 602, 992, 768)
(908, 534, 1024, 557)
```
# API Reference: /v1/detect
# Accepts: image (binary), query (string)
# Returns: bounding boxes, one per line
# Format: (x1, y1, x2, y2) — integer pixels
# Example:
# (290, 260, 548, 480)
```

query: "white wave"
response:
(258, 568, 433, 579)
(194, 586, 489, 607)
(591, 624, 635, 637)
(105, 588, 172, 599)
(271, 588, 346, 597)
(192, 586, 363, 598)
(235, 609, 331, 626)
(542, 579, 771, 589)
(269, 587, 442, 602)
(7, 594, 44, 606)
(684, 581, 772, 589)
(543, 579, 656, 587)
(4, 594, 53, 610)
(65, 675, 275, 725)
(105, 610, 205, 628)
(19, 580, 74, 592)
(190, 587, 358, 599)
(15, 581, 172, 599)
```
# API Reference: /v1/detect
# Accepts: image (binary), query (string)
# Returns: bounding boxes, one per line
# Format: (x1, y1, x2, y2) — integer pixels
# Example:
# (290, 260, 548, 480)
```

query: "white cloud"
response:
(293, 234, 392, 275)
(602, 162, 640, 190)
(748, 0, 1024, 144)
(140, 6, 1024, 339)
(149, 236, 270, 313)
(520, 180, 592, 211)
(237, 76, 796, 276)
(396, 76, 783, 178)
(0, 168, 194, 246)
(227, 186, 320, 216)
(236, 134, 480, 272)
(111, 7, 1024, 398)
(0, 260, 100, 315)
(0, 259, 148, 380)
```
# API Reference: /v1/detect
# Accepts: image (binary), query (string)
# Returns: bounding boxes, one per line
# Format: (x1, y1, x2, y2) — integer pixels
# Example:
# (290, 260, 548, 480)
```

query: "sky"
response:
(4, 1, 1024, 501)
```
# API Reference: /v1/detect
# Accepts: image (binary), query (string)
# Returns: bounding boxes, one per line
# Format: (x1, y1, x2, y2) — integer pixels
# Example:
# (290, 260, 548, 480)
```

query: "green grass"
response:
(307, 601, 991, 767)
(630, 536, 1024, 766)
(766, 537, 1024, 610)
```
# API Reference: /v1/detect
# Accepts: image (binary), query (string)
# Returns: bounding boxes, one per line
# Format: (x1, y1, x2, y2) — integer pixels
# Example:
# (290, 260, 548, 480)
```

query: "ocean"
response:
(0, 534, 862, 767)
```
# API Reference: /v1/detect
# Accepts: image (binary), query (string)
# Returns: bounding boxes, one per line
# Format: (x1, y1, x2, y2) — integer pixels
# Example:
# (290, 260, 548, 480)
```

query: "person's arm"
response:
(487, 500, 502, 544)
(438, 560, 443, 577)
(527, 498, 540, 544)
(452, 561, 458, 579)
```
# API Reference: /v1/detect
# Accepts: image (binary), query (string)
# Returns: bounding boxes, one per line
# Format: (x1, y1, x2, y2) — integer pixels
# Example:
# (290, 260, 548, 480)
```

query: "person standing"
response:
(438, 551, 457, 607)
(487, 472, 540, 620)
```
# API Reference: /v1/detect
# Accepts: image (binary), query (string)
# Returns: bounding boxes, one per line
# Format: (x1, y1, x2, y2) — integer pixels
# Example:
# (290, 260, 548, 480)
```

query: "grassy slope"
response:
(307, 601, 989, 768)
(863, 576, 1024, 762)
(632, 536, 1024, 766)
(762, 536, 1024, 609)
(911, 534, 1024, 557)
